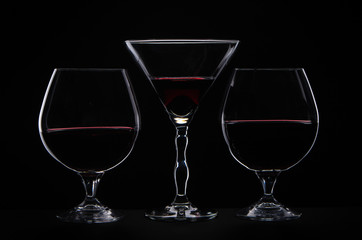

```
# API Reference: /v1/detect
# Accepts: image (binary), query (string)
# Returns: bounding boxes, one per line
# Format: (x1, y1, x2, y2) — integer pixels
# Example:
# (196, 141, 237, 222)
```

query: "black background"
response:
(2, 0, 361, 212)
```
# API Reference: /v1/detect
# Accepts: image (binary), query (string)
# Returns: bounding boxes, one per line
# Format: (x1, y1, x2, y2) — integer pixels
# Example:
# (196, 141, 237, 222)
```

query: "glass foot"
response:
(57, 199, 122, 223)
(145, 203, 217, 222)
(236, 198, 301, 221)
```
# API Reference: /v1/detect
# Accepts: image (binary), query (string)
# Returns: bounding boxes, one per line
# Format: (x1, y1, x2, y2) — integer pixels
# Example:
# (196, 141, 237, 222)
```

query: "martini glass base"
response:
(236, 199, 301, 221)
(145, 203, 217, 222)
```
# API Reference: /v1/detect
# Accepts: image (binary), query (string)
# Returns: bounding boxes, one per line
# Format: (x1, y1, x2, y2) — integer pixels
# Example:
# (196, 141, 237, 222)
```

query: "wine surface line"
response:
(224, 119, 312, 124)
(46, 126, 134, 132)
(153, 77, 207, 80)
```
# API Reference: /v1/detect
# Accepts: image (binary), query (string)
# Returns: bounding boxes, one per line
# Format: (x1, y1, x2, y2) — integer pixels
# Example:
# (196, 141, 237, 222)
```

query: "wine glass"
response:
(221, 68, 319, 221)
(126, 39, 239, 221)
(39, 68, 140, 223)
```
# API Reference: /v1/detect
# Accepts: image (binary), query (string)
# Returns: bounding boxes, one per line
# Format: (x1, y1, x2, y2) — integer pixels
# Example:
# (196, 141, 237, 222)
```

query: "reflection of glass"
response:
(222, 68, 319, 221)
(126, 39, 239, 221)
(39, 68, 140, 223)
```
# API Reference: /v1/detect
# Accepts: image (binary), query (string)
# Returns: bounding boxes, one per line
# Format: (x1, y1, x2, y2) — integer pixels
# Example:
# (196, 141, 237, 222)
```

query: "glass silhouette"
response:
(126, 39, 239, 221)
(222, 68, 319, 221)
(39, 68, 140, 223)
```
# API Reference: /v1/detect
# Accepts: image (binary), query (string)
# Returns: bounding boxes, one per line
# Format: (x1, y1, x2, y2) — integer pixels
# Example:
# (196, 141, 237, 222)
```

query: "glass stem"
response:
(172, 125, 190, 205)
(79, 172, 104, 206)
(255, 170, 280, 202)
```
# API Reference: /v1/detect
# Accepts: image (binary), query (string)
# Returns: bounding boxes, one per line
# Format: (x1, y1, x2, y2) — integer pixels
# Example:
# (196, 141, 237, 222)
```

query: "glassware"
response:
(126, 39, 239, 221)
(39, 68, 140, 223)
(221, 68, 319, 221)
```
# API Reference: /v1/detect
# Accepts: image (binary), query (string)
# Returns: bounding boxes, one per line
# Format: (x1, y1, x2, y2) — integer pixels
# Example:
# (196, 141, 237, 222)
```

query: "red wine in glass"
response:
(151, 77, 214, 116)
(41, 126, 136, 172)
(224, 119, 318, 170)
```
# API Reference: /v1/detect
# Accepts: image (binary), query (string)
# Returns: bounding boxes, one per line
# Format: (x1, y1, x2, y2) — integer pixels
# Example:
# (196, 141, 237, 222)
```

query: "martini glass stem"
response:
(172, 125, 190, 205)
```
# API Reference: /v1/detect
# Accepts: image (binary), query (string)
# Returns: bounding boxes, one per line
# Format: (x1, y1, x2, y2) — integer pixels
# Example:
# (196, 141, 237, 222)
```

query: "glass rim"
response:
(125, 39, 239, 45)
(234, 68, 305, 71)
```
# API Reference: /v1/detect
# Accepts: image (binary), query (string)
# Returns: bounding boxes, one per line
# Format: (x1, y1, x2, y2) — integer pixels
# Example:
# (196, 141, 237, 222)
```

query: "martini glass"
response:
(126, 39, 239, 221)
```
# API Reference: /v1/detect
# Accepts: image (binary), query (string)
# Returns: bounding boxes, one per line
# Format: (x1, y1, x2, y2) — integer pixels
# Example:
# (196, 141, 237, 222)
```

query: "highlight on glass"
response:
(126, 39, 239, 221)
(221, 68, 319, 221)
(39, 68, 140, 223)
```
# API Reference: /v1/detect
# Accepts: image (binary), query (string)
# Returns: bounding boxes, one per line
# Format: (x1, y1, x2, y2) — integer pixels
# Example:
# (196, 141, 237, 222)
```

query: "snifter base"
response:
(57, 201, 122, 223)
(236, 200, 301, 221)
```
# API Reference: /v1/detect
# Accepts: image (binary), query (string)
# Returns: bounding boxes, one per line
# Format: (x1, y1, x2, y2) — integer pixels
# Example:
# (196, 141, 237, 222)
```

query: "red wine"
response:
(40, 126, 136, 171)
(151, 77, 214, 116)
(223, 120, 318, 170)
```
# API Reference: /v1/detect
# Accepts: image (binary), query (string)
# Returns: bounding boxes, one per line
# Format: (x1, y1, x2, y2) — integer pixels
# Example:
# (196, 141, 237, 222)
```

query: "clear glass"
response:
(221, 68, 319, 221)
(126, 39, 239, 221)
(39, 68, 140, 223)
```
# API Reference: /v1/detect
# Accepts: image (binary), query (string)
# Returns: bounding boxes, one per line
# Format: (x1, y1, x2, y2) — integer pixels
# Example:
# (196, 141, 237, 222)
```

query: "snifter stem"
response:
(256, 170, 280, 196)
(79, 172, 104, 206)
(255, 170, 282, 208)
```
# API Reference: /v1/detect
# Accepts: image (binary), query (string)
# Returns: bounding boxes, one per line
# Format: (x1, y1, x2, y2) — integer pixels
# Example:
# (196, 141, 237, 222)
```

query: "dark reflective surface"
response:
(2, 208, 360, 239)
